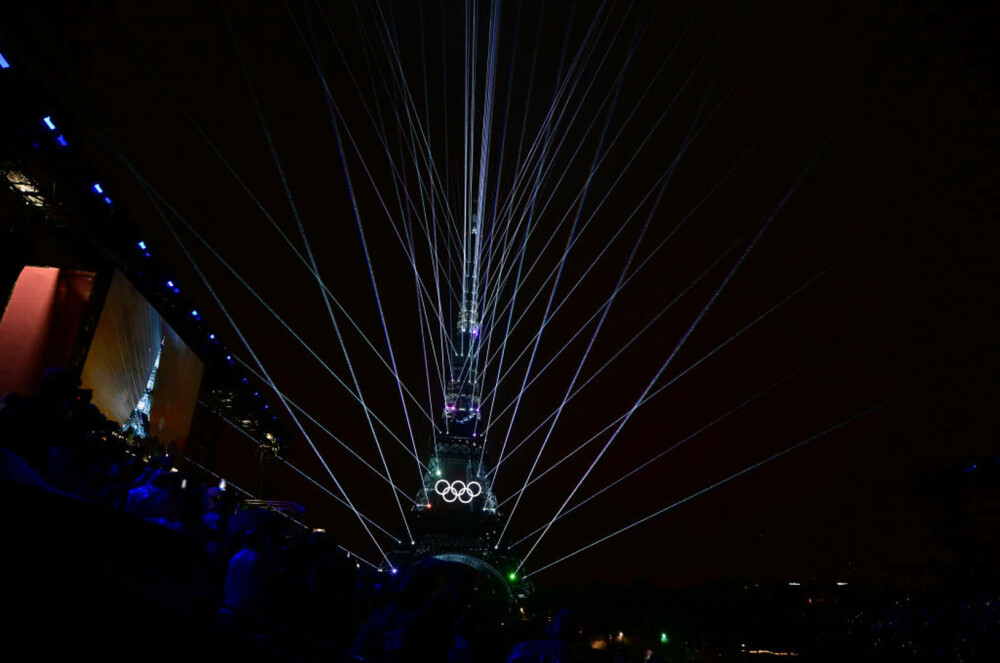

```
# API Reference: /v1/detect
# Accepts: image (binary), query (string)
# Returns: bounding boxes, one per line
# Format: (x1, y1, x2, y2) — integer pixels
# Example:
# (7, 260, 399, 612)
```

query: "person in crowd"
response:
(222, 528, 280, 623)
(507, 608, 595, 663)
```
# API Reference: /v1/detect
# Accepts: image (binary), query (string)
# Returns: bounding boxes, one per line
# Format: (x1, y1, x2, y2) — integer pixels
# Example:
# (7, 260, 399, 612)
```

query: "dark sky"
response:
(3, 0, 997, 588)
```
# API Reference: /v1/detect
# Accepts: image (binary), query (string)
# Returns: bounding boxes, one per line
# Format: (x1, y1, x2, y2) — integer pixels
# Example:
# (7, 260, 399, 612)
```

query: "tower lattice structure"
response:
(390, 208, 526, 598)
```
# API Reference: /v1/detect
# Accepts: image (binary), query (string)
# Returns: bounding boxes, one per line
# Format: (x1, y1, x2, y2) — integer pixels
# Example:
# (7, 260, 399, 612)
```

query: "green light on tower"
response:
(508, 572, 517, 582)
(660, 632, 668, 644)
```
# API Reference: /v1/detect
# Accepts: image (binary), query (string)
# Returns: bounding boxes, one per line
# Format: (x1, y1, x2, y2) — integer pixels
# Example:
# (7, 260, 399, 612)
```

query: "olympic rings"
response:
(434, 479, 483, 504)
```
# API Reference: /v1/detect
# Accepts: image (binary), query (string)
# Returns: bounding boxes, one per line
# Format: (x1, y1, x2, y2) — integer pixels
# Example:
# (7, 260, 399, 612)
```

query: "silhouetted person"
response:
(507, 609, 593, 663)
(223, 528, 278, 622)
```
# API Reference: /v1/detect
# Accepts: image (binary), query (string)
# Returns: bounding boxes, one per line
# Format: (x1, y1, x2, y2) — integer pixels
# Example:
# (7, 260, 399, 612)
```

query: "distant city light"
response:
(788, 582, 800, 586)
(836, 582, 848, 586)
(92, 183, 103, 194)
(0, 52, 10, 69)
(42, 116, 56, 130)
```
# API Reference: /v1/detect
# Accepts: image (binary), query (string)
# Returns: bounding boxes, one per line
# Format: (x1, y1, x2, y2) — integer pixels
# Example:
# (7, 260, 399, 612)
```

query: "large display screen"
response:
(81, 270, 204, 451)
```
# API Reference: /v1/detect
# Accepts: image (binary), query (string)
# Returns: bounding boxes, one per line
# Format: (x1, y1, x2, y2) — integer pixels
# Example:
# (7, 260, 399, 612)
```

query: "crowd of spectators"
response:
(5, 368, 995, 662)
(0, 368, 615, 662)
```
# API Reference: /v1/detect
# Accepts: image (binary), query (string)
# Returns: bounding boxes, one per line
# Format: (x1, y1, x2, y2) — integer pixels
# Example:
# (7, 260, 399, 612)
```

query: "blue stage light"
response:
(55, 134, 68, 146)
(92, 183, 103, 194)
(137, 241, 147, 250)
(0, 52, 10, 69)
(190, 309, 199, 318)
(42, 116, 56, 130)
(166, 280, 174, 288)
(104, 196, 113, 205)
(209, 334, 217, 340)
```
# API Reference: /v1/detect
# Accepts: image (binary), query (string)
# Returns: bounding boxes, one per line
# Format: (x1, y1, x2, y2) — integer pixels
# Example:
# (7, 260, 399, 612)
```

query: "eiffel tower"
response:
(388, 208, 529, 600)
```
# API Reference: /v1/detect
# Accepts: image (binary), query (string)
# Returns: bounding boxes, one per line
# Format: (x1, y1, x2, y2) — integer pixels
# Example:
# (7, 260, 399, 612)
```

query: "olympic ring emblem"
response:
(434, 479, 483, 504)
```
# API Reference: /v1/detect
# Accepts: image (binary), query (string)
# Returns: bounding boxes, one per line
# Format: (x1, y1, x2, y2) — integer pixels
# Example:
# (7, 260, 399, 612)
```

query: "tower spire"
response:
(446, 208, 483, 436)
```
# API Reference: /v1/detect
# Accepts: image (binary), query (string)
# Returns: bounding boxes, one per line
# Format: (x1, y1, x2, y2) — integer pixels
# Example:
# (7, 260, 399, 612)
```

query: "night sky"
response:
(3, 1, 996, 588)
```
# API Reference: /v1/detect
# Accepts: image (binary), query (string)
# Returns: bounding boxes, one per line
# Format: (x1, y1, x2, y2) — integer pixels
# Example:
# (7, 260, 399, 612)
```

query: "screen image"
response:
(80, 270, 204, 451)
